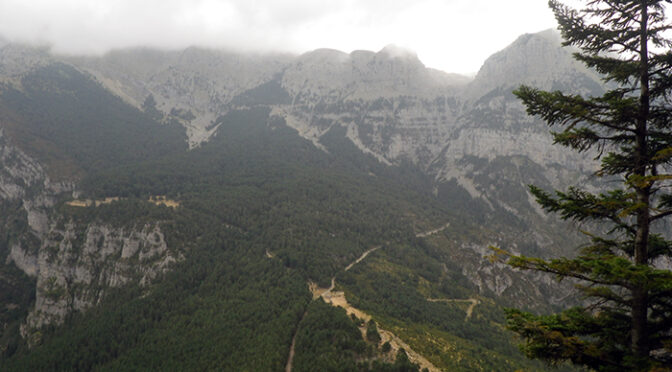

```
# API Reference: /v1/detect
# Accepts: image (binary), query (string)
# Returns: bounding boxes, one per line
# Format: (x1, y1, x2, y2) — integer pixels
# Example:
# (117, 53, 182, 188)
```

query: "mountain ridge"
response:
(0, 29, 597, 371)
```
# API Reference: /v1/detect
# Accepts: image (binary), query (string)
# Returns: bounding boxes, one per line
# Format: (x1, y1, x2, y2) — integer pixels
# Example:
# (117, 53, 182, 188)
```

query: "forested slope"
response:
(0, 42, 584, 371)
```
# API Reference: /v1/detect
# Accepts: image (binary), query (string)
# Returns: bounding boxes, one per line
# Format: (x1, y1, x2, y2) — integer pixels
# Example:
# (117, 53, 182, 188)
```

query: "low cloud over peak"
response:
(0, 0, 558, 74)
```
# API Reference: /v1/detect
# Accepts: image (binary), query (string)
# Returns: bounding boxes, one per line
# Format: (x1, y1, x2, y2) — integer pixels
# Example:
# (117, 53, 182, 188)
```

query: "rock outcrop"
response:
(9, 222, 176, 337)
(68, 48, 292, 147)
(0, 129, 178, 339)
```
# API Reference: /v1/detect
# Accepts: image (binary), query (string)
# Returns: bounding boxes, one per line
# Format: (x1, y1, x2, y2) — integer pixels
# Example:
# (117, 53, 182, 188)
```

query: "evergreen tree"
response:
(366, 320, 382, 344)
(501, 0, 672, 370)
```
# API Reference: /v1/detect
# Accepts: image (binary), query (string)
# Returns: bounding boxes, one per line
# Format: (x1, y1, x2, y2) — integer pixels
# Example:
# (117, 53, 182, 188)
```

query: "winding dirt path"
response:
(285, 310, 307, 372)
(427, 298, 479, 321)
(344, 245, 382, 271)
(286, 223, 452, 372)
(321, 289, 440, 372)
(415, 222, 450, 238)
(418, 223, 479, 322)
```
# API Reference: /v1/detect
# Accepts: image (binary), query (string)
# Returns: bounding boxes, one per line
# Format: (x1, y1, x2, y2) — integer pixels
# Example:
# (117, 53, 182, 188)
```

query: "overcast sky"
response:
(0, 0, 561, 75)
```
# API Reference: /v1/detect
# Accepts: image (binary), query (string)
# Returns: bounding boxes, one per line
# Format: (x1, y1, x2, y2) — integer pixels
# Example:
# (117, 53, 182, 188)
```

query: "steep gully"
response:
(284, 222, 477, 372)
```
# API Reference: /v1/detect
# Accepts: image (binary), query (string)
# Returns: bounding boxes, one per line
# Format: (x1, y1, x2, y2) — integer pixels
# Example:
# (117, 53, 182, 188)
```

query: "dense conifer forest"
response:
(0, 54, 578, 371)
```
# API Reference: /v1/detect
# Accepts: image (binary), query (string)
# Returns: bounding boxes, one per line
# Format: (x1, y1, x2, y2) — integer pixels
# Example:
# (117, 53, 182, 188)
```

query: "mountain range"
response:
(0, 29, 599, 371)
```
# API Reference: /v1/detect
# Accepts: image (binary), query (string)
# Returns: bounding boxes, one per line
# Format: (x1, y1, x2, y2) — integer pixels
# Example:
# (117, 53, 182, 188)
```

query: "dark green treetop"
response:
(501, 0, 672, 370)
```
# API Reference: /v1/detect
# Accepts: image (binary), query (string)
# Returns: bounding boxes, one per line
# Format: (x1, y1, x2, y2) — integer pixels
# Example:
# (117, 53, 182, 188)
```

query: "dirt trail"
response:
(415, 222, 450, 238)
(286, 278, 336, 371)
(287, 223, 451, 372)
(427, 298, 479, 321)
(308, 277, 335, 299)
(148, 195, 180, 208)
(66, 195, 179, 208)
(344, 245, 381, 271)
(321, 290, 440, 372)
(285, 310, 307, 372)
(65, 197, 120, 207)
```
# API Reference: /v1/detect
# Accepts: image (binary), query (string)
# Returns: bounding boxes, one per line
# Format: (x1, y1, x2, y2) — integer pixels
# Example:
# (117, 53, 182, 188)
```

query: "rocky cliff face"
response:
(467, 29, 599, 98)
(281, 45, 468, 101)
(0, 43, 52, 81)
(9, 222, 176, 340)
(267, 31, 601, 236)
(68, 48, 292, 147)
(0, 128, 178, 340)
(0, 128, 49, 200)
(0, 128, 72, 232)
(60, 32, 589, 183)
(39, 30, 598, 184)
(286, 31, 599, 172)
(264, 31, 601, 191)
(269, 45, 468, 169)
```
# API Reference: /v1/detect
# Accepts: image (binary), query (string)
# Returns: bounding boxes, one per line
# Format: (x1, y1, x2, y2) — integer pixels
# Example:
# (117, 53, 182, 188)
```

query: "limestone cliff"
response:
(67, 48, 292, 147)
(0, 129, 178, 340)
(9, 222, 176, 339)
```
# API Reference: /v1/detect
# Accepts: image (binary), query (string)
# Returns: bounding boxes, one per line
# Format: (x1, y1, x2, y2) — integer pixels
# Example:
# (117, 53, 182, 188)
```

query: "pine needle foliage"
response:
(505, 1, 672, 370)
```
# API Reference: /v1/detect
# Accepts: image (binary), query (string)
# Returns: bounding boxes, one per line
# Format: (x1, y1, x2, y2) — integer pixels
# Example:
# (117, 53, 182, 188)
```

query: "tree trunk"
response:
(632, 0, 650, 360)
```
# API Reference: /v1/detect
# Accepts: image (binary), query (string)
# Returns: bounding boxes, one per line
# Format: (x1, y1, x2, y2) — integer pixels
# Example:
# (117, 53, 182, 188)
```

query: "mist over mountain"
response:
(0, 29, 591, 371)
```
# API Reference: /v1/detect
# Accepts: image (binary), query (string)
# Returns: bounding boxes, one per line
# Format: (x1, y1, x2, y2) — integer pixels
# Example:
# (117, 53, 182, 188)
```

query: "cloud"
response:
(0, 0, 558, 74)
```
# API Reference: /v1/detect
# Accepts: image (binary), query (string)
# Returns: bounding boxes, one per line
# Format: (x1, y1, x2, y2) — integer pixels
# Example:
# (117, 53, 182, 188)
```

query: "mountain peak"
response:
(511, 28, 562, 47)
(468, 29, 594, 97)
(378, 44, 419, 61)
(282, 44, 458, 100)
(297, 48, 350, 64)
(535, 28, 563, 43)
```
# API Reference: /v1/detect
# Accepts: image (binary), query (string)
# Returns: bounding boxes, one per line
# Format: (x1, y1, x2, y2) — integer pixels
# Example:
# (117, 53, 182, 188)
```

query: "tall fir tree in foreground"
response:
(502, 0, 672, 370)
